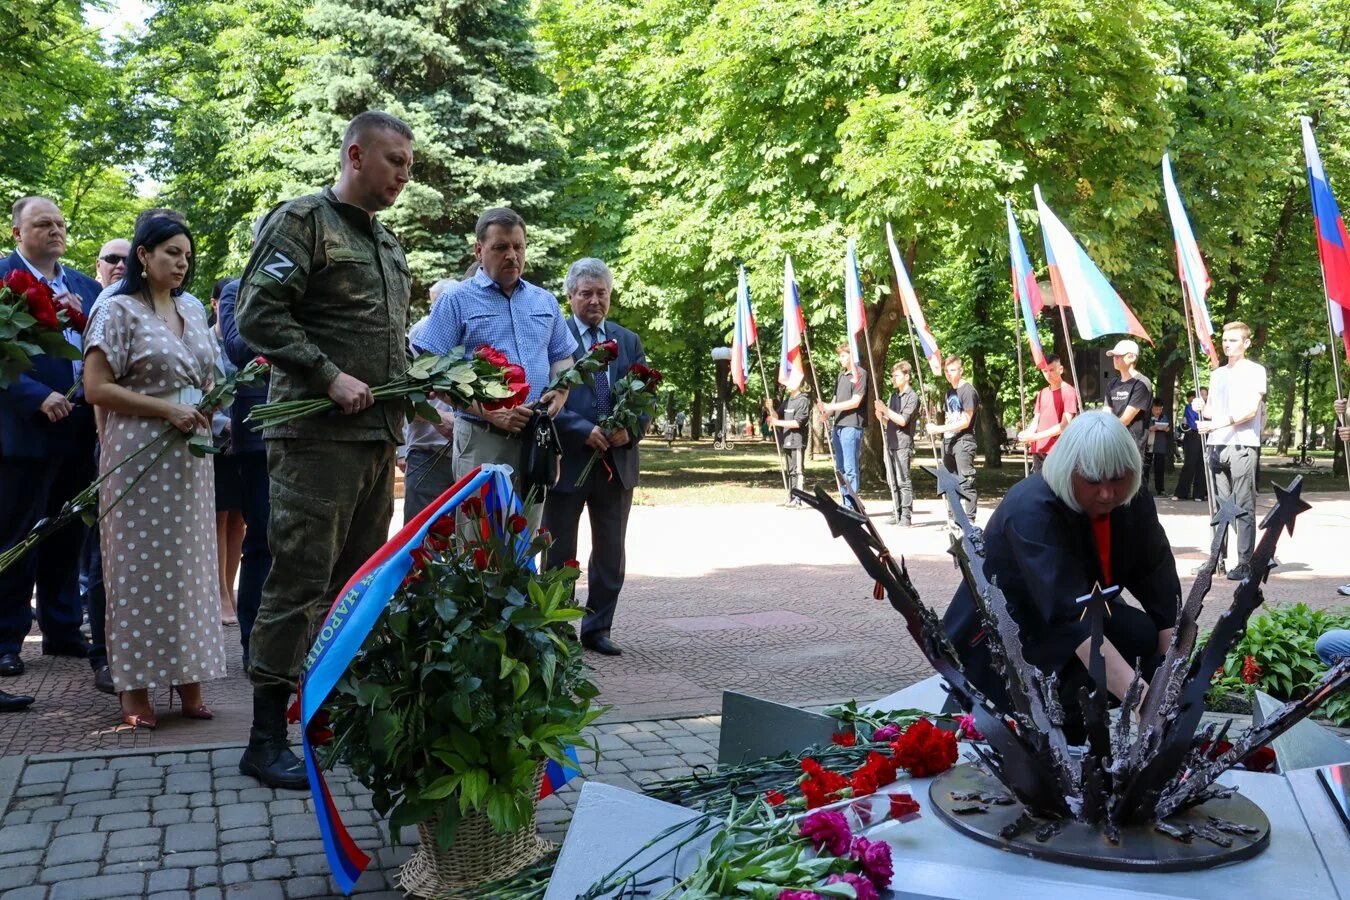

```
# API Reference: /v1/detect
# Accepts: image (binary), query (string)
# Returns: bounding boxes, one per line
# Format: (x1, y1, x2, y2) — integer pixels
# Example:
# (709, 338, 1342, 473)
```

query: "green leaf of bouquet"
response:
(420, 773, 463, 800)
(414, 401, 442, 423)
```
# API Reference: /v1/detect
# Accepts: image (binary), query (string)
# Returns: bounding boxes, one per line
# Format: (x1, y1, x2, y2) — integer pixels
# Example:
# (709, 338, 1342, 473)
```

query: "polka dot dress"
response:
(85, 294, 227, 693)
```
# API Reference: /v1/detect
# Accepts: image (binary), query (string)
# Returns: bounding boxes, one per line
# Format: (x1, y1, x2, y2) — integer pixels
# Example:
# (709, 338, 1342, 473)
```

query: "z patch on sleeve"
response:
(260, 250, 298, 284)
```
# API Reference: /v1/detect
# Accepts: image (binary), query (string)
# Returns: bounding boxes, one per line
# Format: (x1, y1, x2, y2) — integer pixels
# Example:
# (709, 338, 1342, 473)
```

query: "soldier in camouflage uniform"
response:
(234, 111, 414, 789)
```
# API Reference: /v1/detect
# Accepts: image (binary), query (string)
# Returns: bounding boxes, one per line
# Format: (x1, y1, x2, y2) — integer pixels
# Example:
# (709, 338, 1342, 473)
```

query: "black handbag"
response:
(519, 407, 562, 491)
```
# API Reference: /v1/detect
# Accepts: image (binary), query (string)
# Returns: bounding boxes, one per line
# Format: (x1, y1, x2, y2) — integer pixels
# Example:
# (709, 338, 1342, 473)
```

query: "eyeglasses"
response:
(100, 254, 126, 265)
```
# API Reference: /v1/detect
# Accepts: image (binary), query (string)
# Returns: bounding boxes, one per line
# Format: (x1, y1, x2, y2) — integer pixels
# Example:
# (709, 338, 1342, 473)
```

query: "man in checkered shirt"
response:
(414, 207, 577, 511)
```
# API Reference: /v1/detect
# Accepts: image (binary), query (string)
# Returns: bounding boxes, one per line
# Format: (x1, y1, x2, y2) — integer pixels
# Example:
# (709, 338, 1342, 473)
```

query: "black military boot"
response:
(238, 686, 308, 790)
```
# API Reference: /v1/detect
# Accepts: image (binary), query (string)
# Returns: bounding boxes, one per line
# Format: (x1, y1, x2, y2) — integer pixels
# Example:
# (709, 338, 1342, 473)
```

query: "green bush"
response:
(1206, 603, 1350, 726)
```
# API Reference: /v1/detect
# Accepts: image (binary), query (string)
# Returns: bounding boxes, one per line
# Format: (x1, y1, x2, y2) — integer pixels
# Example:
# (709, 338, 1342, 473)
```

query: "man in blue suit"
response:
(542, 258, 647, 656)
(0, 196, 100, 701)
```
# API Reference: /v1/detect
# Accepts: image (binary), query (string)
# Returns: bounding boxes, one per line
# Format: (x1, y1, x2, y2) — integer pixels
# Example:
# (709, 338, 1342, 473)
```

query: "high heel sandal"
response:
(174, 686, 214, 720)
(120, 708, 157, 729)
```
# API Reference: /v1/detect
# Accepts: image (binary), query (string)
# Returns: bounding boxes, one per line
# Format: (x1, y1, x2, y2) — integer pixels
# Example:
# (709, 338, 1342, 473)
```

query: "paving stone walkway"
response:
(0, 715, 726, 899)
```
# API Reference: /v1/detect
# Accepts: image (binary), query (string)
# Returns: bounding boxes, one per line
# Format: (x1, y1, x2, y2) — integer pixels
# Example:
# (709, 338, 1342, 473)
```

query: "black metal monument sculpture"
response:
(795, 472, 1350, 871)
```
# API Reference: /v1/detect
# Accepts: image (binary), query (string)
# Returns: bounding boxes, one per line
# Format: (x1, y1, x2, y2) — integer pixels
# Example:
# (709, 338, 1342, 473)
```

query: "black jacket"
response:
(942, 473, 1180, 672)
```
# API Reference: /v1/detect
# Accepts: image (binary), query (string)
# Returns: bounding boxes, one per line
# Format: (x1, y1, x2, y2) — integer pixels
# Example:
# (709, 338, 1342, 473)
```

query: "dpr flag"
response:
(779, 254, 807, 390)
(1004, 202, 1048, 371)
(731, 266, 757, 393)
(885, 223, 942, 375)
(1161, 154, 1219, 366)
(1034, 185, 1151, 343)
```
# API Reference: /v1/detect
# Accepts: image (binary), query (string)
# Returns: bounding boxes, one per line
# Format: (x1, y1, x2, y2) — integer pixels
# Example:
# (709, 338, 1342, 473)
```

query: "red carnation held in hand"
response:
(889, 718, 957, 778)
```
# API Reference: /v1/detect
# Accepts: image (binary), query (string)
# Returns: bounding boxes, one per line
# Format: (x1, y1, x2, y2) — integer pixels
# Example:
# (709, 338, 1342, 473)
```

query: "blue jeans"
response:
(1316, 629, 1350, 667)
(831, 426, 863, 503)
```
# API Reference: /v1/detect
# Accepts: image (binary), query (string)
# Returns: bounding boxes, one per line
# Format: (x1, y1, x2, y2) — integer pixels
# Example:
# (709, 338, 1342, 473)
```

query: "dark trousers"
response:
(1174, 430, 1207, 500)
(249, 440, 393, 690)
(1210, 444, 1258, 565)
(942, 436, 978, 518)
(0, 457, 89, 655)
(235, 451, 272, 659)
(887, 445, 913, 521)
(1150, 452, 1168, 495)
(83, 517, 106, 669)
(959, 600, 1161, 744)
(783, 446, 805, 499)
(542, 470, 634, 640)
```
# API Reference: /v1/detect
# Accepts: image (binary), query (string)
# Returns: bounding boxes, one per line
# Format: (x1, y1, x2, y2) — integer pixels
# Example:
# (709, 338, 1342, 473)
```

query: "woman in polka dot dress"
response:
(82, 217, 227, 729)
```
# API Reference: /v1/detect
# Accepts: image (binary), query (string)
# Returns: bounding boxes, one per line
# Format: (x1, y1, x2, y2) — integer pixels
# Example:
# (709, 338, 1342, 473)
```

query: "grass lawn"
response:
(634, 439, 1349, 506)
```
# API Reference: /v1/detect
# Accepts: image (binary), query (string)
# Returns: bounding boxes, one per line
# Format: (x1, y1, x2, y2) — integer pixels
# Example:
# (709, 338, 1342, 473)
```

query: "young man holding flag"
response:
(874, 361, 920, 525)
(817, 344, 867, 505)
(765, 384, 811, 507)
(1197, 322, 1266, 581)
(1017, 353, 1080, 473)
(926, 355, 979, 519)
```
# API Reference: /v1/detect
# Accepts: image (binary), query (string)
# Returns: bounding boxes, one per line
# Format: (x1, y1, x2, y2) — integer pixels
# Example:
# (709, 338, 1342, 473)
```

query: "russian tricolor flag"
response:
(1004, 202, 1048, 371)
(1302, 117, 1350, 362)
(843, 238, 866, 386)
(779, 255, 807, 391)
(731, 265, 757, 393)
(1034, 185, 1151, 344)
(1161, 154, 1219, 366)
(885, 223, 942, 376)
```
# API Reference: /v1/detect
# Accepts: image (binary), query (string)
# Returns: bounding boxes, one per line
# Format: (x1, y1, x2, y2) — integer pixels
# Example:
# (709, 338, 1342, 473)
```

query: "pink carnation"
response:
(956, 713, 985, 741)
(826, 872, 878, 900)
(870, 723, 902, 742)
(850, 836, 894, 889)
(799, 809, 851, 857)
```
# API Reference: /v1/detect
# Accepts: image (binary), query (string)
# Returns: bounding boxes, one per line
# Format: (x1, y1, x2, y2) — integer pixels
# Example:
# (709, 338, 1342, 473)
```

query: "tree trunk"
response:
(1276, 376, 1296, 455)
(691, 388, 703, 440)
(969, 251, 1003, 467)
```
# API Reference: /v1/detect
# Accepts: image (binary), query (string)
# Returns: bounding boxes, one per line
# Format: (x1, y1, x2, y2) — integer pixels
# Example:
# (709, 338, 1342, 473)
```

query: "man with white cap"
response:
(1103, 339, 1152, 460)
(1197, 321, 1266, 581)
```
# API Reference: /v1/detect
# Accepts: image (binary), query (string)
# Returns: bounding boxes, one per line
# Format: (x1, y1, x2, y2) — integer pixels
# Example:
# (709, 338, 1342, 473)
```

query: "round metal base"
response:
(929, 763, 1270, 873)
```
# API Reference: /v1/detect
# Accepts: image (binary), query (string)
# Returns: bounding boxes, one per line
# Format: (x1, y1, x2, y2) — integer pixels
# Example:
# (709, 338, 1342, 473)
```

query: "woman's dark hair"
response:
(122, 217, 195, 299)
(212, 277, 232, 302)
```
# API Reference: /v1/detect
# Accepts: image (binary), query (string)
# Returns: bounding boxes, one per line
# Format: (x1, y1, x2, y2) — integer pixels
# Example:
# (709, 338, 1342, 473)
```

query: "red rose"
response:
(286, 697, 301, 724)
(888, 792, 921, 822)
(471, 547, 490, 570)
(460, 497, 484, 518)
(253, 355, 270, 368)
(563, 559, 580, 569)
(430, 515, 456, 538)
(307, 710, 334, 746)
(4, 269, 37, 295)
(890, 718, 957, 778)
(475, 344, 510, 367)
(507, 514, 529, 534)
(594, 339, 619, 363)
(425, 533, 449, 552)
(484, 363, 530, 411)
(832, 732, 857, 747)
(25, 286, 60, 329)
(409, 547, 434, 572)
(764, 789, 786, 806)
(58, 300, 87, 333)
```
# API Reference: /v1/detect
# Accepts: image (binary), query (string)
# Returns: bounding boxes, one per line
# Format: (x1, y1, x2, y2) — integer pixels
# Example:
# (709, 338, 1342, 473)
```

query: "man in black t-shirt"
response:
(765, 384, 812, 507)
(873, 361, 920, 525)
(816, 344, 867, 507)
(926, 355, 979, 519)
(1103, 339, 1153, 461)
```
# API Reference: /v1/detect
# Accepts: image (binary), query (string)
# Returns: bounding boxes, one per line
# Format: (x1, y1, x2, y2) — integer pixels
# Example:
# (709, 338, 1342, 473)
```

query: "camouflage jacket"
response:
(237, 187, 412, 442)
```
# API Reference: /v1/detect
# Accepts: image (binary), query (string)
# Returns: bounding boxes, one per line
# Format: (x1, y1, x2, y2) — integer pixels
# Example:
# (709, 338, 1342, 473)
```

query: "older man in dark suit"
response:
(0, 196, 101, 706)
(543, 258, 647, 656)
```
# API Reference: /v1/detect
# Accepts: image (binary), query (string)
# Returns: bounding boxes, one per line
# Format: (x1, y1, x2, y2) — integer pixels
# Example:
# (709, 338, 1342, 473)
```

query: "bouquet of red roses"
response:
(574, 361, 662, 486)
(0, 269, 85, 389)
(545, 337, 619, 393)
(246, 345, 525, 430)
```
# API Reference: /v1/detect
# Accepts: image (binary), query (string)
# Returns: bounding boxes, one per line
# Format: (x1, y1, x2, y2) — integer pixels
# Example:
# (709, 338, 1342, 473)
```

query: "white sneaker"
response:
(1337, 585, 1350, 597)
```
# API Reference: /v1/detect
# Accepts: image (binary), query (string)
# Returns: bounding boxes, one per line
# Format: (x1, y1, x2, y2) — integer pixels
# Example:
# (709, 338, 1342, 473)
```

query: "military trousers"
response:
(248, 439, 394, 691)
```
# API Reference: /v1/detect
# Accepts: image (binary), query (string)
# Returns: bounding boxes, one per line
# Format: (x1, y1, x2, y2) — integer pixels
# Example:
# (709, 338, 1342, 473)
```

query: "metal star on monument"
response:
(1209, 498, 1244, 532)
(1258, 476, 1311, 537)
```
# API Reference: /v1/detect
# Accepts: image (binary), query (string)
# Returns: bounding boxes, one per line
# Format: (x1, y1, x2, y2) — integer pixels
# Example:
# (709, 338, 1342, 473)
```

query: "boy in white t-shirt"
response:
(1197, 321, 1267, 580)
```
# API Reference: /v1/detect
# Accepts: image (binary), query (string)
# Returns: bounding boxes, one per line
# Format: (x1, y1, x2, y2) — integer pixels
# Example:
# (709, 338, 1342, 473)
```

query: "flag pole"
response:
(1011, 295, 1031, 477)
(900, 315, 944, 472)
(1316, 261, 1350, 490)
(799, 313, 841, 487)
(753, 340, 790, 492)
(1056, 302, 1082, 396)
(1179, 283, 1219, 522)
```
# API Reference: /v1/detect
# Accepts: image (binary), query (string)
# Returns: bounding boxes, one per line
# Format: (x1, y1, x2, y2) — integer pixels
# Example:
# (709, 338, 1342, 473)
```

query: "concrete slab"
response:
(718, 691, 838, 765)
(1253, 690, 1350, 772)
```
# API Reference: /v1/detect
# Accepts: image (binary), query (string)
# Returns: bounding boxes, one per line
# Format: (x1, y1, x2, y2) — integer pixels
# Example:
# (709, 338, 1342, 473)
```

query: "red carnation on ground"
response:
(888, 792, 921, 821)
(763, 789, 786, 806)
(831, 731, 856, 747)
(890, 718, 957, 778)
(854, 750, 898, 788)
(800, 757, 850, 809)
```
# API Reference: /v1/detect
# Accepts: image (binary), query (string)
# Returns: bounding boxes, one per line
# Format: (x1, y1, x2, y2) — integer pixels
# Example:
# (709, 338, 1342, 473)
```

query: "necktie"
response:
(590, 328, 612, 419)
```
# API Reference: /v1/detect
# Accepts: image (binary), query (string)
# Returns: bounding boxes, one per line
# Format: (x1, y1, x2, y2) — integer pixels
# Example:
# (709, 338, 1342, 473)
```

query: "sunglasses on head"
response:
(100, 253, 125, 265)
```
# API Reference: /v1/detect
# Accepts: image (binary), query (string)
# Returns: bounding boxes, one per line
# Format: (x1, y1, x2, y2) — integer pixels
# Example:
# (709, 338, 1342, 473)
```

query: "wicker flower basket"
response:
(396, 763, 553, 897)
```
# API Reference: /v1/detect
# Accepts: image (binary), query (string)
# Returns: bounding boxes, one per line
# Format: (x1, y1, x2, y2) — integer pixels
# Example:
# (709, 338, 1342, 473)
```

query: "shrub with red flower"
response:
(890, 718, 958, 778)
(1241, 654, 1262, 684)
(0, 270, 83, 388)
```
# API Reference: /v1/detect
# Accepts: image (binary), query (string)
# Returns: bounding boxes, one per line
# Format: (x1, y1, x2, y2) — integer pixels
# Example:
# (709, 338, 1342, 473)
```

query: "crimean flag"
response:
(1161, 153, 1219, 366)
(1302, 117, 1350, 360)
(885, 223, 942, 375)
(1034, 185, 1151, 343)
(843, 238, 866, 386)
(730, 265, 757, 393)
(298, 465, 535, 894)
(779, 254, 807, 391)
(1004, 202, 1048, 371)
